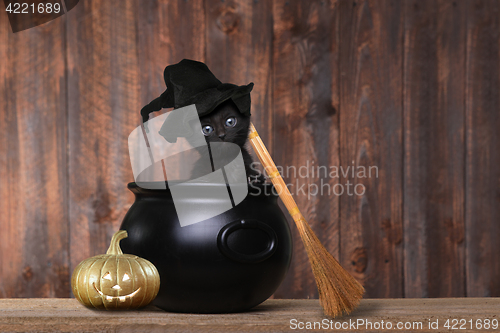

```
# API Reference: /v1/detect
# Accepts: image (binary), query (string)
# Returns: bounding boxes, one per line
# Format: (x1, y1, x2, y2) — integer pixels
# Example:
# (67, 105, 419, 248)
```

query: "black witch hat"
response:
(140, 59, 254, 124)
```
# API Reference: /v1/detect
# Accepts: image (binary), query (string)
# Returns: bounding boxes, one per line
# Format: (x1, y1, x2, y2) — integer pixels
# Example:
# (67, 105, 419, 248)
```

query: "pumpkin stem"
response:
(106, 230, 128, 255)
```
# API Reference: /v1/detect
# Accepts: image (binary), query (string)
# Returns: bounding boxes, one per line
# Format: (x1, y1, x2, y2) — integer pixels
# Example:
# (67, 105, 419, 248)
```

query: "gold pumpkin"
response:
(71, 230, 160, 310)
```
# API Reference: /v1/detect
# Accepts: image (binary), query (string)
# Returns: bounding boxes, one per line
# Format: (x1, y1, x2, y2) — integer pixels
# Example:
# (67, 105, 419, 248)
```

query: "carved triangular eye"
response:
(122, 273, 130, 281)
(102, 272, 112, 280)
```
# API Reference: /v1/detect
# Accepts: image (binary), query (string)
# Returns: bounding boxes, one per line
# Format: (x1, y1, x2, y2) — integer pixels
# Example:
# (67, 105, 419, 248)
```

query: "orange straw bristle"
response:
(297, 219, 364, 316)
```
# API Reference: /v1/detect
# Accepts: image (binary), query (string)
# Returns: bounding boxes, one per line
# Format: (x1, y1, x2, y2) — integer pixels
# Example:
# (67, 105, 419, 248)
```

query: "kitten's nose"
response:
(218, 134, 226, 140)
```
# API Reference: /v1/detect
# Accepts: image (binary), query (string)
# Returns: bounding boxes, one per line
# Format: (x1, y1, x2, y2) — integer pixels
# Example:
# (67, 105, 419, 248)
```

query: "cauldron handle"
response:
(217, 219, 277, 264)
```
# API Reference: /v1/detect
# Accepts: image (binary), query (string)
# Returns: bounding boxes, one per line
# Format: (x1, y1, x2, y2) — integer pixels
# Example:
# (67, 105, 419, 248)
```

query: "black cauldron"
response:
(119, 181, 292, 313)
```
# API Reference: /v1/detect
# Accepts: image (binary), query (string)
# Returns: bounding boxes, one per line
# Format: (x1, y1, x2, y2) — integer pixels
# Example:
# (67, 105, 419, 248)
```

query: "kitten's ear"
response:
(231, 84, 253, 116)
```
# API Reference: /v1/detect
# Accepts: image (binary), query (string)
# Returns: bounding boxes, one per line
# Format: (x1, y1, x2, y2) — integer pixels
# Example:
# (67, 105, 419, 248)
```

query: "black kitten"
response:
(195, 100, 263, 183)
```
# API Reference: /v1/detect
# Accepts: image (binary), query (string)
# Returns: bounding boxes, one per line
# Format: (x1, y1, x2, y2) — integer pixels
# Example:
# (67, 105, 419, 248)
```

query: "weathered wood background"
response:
(0, 0, 498, 299)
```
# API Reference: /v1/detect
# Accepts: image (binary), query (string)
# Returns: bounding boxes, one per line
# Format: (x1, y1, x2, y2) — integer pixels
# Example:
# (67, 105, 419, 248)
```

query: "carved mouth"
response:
(93, 283, 141, 302)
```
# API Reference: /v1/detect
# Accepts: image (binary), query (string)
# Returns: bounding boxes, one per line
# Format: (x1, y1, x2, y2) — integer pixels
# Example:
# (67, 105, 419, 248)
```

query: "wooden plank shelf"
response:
(0, 298, 498, 332)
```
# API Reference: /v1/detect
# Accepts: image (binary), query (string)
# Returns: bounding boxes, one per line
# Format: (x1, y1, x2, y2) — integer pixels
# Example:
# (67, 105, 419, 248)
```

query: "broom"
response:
(248, 123, 365, 317)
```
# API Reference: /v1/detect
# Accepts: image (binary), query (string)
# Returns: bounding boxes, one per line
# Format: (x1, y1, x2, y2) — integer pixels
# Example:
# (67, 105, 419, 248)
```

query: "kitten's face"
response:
(198, 100, 250, 147)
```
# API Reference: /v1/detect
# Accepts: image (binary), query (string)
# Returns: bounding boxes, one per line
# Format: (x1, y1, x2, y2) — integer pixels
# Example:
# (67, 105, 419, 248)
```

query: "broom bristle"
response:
(296, 219, 365, 317)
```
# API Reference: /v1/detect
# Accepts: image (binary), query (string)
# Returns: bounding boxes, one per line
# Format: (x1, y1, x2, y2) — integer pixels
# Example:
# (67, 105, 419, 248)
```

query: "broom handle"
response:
(248, 123, 364, 317)
(248, 123, 305, 224)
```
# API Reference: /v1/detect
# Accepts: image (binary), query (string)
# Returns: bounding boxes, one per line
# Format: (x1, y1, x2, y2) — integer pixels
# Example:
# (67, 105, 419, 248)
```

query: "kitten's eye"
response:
(225, 117, 237, 127)
(202, 125, 213, 136)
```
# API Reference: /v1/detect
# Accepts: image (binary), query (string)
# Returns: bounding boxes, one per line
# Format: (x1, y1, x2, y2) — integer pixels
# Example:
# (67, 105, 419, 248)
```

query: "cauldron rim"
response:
(127, 181, 278, 197)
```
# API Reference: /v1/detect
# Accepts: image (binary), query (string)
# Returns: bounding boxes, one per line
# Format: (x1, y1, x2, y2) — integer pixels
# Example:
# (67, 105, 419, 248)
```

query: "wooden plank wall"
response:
(404, 0, 466, 298)
(0, 4, 69, 297)
(465, 0, 500, 297)
(0, 0, 499, 299)
(340, 0, 404, 298)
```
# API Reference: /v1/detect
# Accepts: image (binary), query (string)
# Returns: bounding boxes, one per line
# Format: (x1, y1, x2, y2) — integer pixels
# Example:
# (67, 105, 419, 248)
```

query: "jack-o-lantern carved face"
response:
(72, 231, 160, 310)
(94, 271, 141, 301)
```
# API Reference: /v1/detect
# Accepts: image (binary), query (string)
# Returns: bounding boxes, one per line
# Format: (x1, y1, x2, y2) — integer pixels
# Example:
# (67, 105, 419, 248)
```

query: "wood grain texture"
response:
(339, 0, 404, 298)
(0, 10, 69, 296)
(1, 0, 500, 300)
(403, 0, 466, 297)
(465, 0, 500, 297)
(66, 0, 140, 273)
(205, 0, 273, 147)
(137, 0, 206, 115)
(0, 298, 499, 332)
(272, 0, 340, 299)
